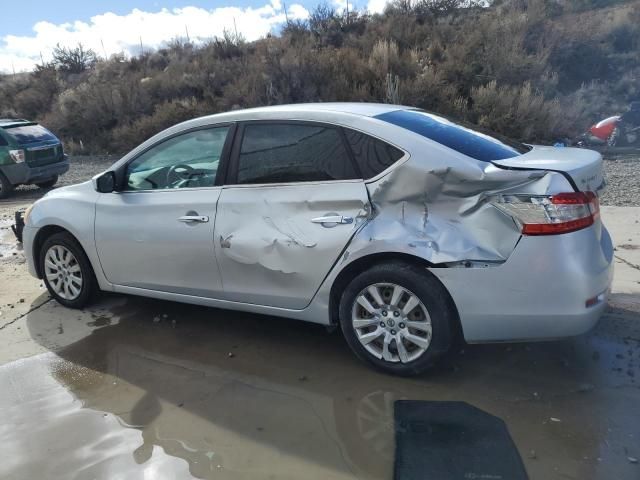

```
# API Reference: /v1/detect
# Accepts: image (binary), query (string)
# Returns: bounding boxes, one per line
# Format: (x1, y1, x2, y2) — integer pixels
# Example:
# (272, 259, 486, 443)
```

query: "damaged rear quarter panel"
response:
(339, 137, 574, 268)
(305, 119, 576, 326)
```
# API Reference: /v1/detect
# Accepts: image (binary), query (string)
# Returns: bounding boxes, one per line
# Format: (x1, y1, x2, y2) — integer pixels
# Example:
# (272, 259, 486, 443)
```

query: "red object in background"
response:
(588, 116, 620, 141)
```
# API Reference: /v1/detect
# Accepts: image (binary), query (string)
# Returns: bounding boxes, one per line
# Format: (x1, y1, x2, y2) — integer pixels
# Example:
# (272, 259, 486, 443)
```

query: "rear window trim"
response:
(340, 126, 408, 181)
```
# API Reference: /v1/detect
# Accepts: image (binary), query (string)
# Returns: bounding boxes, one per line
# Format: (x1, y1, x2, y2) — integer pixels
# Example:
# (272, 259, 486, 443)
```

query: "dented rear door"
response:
(214, 121, 370, 309)
(214, 182, 369, 309)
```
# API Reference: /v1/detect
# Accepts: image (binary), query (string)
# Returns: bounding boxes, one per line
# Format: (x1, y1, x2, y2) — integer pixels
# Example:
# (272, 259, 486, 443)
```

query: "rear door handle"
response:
(178, 215, 209, 223)
(311, 215, 353, 226)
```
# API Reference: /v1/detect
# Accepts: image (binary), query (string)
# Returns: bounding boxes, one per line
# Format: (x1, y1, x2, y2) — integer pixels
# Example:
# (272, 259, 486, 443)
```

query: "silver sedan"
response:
(20, 103, 613, 375)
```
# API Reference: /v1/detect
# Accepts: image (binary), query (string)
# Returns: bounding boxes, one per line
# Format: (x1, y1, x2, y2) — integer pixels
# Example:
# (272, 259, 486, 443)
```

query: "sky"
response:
(0, 0, 388, 73)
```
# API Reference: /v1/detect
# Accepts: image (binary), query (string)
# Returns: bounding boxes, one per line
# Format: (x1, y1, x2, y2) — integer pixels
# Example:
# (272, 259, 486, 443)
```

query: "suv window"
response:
(343, 128, 404, 179)
(126, 126, 229, 191)
(0, 134, 7, 147)
(237, 123, 358, 184)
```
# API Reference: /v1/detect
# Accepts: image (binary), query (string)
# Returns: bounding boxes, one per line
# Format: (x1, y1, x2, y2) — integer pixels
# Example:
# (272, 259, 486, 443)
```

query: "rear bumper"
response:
(1, 159, 69, 185)
(432, 224, 614, 343)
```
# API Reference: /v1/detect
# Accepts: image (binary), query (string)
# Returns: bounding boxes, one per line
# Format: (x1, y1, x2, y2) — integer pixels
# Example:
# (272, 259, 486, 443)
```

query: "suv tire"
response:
(0, 172, 13, 199)
(36, 175, 58, 189)
(339, 262, 456, 376)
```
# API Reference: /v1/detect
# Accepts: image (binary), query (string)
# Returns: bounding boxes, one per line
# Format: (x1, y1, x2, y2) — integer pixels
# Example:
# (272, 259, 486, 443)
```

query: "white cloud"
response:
(0, 3, 309, 73)
(288, 3, 310, 19)
(332, 0, 347, 13)
(367, 0, 389, 14)
(330, 0, 363, 14)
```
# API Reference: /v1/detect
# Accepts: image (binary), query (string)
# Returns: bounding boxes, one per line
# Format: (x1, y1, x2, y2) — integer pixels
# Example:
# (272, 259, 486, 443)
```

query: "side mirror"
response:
(95, 171, 116, 193)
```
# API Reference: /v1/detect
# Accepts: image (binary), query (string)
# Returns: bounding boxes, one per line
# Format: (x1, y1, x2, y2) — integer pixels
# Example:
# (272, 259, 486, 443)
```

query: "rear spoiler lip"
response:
(2, 121, 38, 129)
(490, 161, 581, 193)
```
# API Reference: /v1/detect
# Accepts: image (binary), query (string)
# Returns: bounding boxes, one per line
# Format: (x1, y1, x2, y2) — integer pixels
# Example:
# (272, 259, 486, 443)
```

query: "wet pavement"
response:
(0, 292, 638, 479)
(0, 204, 639, 479)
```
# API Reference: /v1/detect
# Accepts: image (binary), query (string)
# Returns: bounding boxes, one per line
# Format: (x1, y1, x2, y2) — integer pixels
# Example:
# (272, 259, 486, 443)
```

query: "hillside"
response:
(0, 0, 638, 154)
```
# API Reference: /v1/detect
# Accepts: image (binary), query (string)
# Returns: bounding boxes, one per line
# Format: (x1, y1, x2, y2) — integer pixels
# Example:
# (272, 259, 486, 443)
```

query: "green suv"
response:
(0, 119, 69, 199)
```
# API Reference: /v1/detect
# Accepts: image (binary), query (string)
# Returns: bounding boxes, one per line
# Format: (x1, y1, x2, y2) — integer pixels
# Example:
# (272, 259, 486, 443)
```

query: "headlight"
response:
(23, 204, 34, 224)
(9, 149, 26, 163)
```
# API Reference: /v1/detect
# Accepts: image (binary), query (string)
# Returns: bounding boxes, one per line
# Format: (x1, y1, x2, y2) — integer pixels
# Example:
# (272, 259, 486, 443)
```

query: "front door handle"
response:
(311, 214, 353, 226)
(178, 215, 209, 223)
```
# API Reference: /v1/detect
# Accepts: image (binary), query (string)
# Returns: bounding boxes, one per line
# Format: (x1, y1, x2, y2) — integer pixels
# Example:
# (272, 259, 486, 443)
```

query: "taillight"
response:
(9, 149, 25, 163)
(492, 192, 599, 236)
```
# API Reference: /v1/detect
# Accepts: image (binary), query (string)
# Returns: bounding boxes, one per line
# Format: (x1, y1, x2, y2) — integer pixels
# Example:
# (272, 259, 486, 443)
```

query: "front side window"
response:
(237, 123, 358, 184)
(343, 128, 405, 179)
(126, 127, 229, 191)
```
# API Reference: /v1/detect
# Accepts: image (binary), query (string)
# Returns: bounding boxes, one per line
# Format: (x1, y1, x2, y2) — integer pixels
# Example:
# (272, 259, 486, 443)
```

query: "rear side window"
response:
(237, 123, 358, 184)
(343, 128, 404, 178)
(375, 110, 530, 162)
(0, 135, 7, 146)
(3, 124, 57, 144)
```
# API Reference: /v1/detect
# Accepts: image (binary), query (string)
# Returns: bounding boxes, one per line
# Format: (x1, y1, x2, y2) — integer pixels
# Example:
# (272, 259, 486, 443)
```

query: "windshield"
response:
(3, 124, 58, 144)
(375, 109, 531, 162)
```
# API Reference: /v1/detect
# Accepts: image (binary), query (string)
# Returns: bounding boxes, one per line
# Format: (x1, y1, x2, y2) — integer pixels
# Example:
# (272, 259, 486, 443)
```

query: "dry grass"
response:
(1, 0, 638, 152)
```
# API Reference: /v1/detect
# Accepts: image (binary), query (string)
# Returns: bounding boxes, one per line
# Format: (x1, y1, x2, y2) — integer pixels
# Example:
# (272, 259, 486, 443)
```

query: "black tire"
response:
(40, 231, 98, 308)
(0, 171, 14, 199)
(35, 175, 58, 189)
(339, 262, 456, 376)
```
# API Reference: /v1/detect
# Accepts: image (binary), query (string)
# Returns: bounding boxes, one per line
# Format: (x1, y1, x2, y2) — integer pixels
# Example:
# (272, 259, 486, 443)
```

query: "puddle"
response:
(0, 354, 192, 480)
(88, 313, 113, 327)
(0, 219, 22, 260)
(1, 296, 638, 479)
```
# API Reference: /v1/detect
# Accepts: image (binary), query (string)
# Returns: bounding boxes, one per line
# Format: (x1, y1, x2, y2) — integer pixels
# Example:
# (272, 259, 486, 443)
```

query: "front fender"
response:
(26, 182, 113, 291)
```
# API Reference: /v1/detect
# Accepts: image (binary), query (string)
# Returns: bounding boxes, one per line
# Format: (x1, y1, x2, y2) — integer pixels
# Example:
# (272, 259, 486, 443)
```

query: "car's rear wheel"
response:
(339, 262, 455, 376)
(0, 172, 13, 199)
(36, 175, 58, 189)
(40, 232, 97, 308)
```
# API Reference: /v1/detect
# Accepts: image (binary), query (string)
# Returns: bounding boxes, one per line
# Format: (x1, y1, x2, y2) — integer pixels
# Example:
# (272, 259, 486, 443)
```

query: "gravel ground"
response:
(10, 155, 116, 202)
(601, 153, 640, 206)
(7, 152, 640, 206)
(55, 155, 119, 186)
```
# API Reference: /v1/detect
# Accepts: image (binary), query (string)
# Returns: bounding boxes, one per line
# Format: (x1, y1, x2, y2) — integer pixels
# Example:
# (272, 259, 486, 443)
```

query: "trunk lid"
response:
(492, 146, 604, 193)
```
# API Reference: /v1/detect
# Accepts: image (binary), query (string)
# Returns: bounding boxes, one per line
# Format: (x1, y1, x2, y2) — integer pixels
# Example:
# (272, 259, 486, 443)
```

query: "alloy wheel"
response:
(351, 282, 432, 363)
(44, 245, 83, 300)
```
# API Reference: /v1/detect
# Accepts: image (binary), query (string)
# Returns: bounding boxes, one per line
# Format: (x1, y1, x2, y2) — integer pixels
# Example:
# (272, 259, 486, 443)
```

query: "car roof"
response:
(194, 103, 408, 123)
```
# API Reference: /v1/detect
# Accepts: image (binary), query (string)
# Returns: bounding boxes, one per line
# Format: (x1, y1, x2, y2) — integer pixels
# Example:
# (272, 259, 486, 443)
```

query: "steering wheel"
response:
(166, 164, 195, 188)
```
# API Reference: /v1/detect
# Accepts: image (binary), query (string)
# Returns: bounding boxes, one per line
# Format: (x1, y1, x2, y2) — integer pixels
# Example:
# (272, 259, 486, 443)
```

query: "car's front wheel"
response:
(339, 262, 456, 376)
(40, 232, 97, 308)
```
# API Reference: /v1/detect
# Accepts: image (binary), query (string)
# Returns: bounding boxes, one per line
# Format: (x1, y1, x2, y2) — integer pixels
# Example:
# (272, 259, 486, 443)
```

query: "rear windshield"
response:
(3, 124, 57, 144)
(375, 109, 531, 162)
